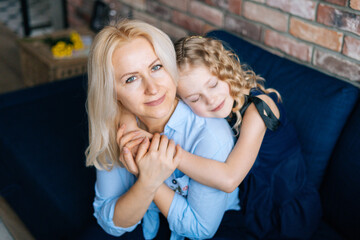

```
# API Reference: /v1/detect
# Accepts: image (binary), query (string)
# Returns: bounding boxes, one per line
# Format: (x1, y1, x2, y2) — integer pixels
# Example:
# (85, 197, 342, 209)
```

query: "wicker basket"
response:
(18, 28, 93, 87)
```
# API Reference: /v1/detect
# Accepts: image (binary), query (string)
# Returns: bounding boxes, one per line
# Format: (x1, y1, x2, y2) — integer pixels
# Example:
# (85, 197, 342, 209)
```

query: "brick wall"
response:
(67, 0, 360, 86)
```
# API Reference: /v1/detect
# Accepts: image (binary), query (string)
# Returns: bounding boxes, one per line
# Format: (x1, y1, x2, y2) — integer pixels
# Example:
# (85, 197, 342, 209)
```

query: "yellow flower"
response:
(51, 41, 73, 58)
(70, 31, 84, 50)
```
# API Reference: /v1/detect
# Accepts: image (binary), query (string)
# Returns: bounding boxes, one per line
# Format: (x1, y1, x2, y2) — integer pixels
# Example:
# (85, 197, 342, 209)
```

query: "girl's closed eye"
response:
(210, 80, 218, 88)
(189, 95, 200, 103)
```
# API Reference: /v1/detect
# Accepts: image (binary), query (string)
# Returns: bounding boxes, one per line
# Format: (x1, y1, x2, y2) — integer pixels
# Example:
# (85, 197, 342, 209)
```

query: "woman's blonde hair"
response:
(175, 36, 280, 134)
(86, 19, 178, 170)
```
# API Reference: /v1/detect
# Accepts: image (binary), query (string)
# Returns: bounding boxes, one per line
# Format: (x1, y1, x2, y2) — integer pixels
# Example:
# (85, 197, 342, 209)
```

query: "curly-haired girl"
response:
(172, 36, 322, 239)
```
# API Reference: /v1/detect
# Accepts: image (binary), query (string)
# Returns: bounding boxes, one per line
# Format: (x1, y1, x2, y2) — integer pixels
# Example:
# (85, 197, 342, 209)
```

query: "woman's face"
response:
(178, 65, 234, 119)
(112, 37, 177, 125)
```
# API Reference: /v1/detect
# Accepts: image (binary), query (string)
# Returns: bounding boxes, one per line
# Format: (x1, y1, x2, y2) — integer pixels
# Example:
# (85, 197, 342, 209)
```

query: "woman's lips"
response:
(145, 94, 165, 106)
(211, 100, 225, 112)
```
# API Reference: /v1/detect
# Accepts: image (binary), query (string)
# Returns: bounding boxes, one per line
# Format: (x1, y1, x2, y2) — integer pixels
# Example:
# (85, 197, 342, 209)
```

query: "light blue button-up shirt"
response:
(93, 101, 240, 240)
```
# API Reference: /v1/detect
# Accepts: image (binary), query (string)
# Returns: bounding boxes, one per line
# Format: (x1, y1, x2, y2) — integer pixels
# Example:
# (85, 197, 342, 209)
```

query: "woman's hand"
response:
(116, 124, 152, 176)
(128, 133, 181, 189)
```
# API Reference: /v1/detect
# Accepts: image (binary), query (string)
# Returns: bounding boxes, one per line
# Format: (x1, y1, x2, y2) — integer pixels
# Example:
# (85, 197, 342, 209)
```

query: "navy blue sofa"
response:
(0, 30, 359, 239)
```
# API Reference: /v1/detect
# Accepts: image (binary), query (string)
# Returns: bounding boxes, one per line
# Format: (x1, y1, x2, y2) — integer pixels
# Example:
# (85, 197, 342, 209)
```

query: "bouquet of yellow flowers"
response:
(45, 31, 84, 58)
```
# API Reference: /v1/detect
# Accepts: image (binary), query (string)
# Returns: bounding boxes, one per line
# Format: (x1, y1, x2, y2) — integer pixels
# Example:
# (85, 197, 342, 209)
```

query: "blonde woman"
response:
(85, 19, 239, 240)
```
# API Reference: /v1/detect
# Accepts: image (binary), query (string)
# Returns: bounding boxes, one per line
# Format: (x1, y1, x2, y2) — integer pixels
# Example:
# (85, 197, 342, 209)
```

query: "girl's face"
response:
(112, 37, 177, 125)
(178, 65, 234, 119)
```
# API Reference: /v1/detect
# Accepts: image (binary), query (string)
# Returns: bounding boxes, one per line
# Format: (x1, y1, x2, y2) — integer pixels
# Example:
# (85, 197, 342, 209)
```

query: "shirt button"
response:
(172, 179, 177, 184)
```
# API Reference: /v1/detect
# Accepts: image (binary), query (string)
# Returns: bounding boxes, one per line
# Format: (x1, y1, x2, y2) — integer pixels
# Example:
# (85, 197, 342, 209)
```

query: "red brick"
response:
(314, 49, 360, 82)
(350, 0, 360, 10)
(189, 1, 224, 26)
(159, 21, 188, 40)
(197, 0, 242, 15)
(317, 4, 360, 35)
(122, 0, 146, 10)
(172, 11, 206, 34)
(290, 18, 343, 51)
(158, 0, 188, 11)
(243, 1, 288, 32)
(264, 30, 312, 62)
(133, 10, 159, 26)
(229, 0, 242, 15)
(267, 0, 316, 20)
(224, 15, 262, 41)
(203, 23, 217, 33)
(146, 1, 172, 21)
(199, 0, 227, 8)
(343, 35, 360, 61)
(322, 0, 348, 6)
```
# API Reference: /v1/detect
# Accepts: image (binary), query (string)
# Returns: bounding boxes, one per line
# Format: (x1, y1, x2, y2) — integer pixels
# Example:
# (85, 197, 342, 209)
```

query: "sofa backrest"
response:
(207, 30, 359, 190)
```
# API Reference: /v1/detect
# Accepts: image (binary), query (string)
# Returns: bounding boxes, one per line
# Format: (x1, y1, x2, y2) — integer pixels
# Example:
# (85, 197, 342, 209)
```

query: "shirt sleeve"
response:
(93, 167, 140, 236)
(167, 132, 235, 239)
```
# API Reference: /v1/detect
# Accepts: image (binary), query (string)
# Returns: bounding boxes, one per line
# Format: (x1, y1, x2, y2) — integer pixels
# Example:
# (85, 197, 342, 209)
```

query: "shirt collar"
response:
(165, 100, 191, 132)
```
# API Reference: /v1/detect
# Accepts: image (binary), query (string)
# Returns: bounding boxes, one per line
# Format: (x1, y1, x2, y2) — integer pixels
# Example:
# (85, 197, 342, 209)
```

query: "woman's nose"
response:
(144, 77, 158, 95)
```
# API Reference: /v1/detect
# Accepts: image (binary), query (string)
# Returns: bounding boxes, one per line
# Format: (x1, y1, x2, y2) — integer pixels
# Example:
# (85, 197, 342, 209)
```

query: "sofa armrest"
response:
(320, 99, 360, 240)
(0, 76, 95, 239)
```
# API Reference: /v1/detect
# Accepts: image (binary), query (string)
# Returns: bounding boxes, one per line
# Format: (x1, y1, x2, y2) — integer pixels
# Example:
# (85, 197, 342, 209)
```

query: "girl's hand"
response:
(116, 124, 152, 176)
(128, 133, 181, 189)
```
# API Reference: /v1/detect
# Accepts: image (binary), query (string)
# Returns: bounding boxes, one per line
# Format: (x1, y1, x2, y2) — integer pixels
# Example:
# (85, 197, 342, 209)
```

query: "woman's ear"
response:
(115, 101, 124, 127)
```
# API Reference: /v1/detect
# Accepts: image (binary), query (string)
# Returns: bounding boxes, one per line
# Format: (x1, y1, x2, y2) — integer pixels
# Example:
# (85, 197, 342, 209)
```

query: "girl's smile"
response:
(211, 100, 225, 112)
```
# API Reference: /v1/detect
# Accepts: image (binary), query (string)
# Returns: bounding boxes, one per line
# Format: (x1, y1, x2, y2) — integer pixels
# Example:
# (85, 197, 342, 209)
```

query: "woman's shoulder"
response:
(173, 102, 235, 160)
(170, 101, 234, 143)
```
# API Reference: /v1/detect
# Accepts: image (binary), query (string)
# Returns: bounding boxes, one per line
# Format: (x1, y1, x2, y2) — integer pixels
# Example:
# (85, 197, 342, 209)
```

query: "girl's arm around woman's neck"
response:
(176, 104, 267, 193)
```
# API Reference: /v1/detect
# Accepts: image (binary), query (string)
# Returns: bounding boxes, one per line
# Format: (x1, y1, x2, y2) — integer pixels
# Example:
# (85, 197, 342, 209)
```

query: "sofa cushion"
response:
(206, 30, 359, 188)
(320, 99, 360, 240)
(311, 221, 343, 240)
(0, 77, 95, 239)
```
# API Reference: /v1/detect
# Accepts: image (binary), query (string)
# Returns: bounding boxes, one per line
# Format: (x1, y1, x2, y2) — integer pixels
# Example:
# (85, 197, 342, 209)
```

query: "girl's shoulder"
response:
(251, 94, 280, 120)
(242, 88, 281, 131)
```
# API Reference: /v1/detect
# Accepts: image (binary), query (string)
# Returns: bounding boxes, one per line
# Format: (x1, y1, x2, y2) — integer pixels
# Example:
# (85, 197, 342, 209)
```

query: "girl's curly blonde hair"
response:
(175, 36, 280, 134)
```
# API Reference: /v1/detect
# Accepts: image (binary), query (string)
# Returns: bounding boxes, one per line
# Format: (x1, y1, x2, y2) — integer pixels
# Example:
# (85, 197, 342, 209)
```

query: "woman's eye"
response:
(125, 76, 136, 84)
(152, 64, 162, 71)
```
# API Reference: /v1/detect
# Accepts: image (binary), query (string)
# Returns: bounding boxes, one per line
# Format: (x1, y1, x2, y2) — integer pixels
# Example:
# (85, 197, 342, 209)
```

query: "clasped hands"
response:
(117, 124, 182, 188)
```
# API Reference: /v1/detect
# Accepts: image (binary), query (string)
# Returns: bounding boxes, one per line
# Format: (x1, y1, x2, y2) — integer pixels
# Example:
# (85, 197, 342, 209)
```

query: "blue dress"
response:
(230, 89, 322, 239)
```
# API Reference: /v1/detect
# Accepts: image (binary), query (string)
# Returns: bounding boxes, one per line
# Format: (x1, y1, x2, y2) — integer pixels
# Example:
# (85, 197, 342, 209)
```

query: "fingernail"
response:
(123, 147, 129, 153)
